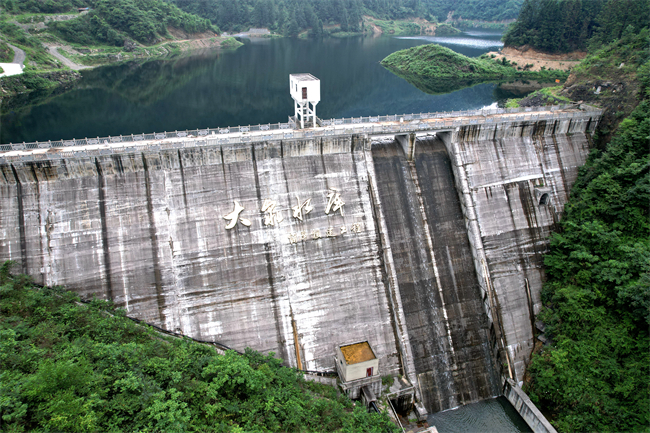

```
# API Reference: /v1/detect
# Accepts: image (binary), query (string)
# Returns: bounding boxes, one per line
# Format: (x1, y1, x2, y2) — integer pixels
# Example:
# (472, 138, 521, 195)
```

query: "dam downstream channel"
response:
(428, 396, 532, 432)
(0, 105, 600, 429)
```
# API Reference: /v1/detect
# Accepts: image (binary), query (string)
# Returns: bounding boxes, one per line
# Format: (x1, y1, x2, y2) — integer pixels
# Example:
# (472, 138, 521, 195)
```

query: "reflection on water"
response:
(463, 30, 508, 38)
(428, 397, 532, 433)
(397, 35, 503, 49)
(396, 29, 503, 57)
(2, 31, 510, 143)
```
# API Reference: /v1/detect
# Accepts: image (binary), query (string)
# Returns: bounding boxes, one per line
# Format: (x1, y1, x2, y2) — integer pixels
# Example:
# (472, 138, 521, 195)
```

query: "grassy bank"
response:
(220, 36, 243, 49)
(454, 20, 512, 30)
(53, 36, 241, 67)
(380, 44, 568, 94)
(364, 18, 461, 37)
(434, 23, 461, 35)
(504, 85, 571, 108)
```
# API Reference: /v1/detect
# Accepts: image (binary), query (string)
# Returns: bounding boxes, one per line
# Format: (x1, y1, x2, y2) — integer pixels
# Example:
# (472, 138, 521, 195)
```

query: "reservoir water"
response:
(1, 30, 508, 144)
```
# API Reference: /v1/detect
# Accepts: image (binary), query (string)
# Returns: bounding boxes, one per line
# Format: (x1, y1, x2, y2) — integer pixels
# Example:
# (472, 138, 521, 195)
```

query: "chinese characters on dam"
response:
(222, 200, 252, 229)
(287, 223, 363, 245)
(222, 187, 364, 243)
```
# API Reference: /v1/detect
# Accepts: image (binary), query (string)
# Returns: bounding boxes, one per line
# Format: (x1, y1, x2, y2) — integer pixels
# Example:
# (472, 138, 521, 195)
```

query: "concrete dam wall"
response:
(1, 137, 401, 378)
(0, 109, 598, 413)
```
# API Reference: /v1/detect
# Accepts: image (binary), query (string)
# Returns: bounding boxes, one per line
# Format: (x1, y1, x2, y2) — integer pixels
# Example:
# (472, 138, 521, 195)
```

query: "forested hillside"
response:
(502, 0, 650, 53)
(1, 0, 523, 40)
(525, 76, 649, 432)
(0, 265, 398, 432)
(168, 0, 523, 35)
(513, 7, 650, 430)
(0, 0, 216, 46)
(0, 0, 82, 13)
(426, 0, 523, 21)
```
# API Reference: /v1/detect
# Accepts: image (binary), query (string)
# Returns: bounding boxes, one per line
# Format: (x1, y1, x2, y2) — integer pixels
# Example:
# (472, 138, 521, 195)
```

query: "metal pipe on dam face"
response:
(0, 110, 598, 414)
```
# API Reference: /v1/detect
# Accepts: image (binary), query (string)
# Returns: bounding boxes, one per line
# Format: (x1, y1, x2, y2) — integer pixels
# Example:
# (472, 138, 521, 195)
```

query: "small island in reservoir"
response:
(380, 44, 568, 95)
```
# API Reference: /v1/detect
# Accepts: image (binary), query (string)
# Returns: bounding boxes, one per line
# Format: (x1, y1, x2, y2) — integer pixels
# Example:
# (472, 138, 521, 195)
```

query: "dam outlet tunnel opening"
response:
(390, 394, 415, 417)
(371, 135, 500, 414)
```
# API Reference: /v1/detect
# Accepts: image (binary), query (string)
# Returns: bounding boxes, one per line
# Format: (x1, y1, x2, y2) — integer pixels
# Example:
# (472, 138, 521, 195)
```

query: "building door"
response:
(366, 367, 373, 377)
(302, 87, 307, 99)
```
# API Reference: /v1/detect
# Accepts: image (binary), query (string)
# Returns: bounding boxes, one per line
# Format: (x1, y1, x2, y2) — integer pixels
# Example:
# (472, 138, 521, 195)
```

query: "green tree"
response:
(286, 14, 300, 36)
(503, 0, 606, 53)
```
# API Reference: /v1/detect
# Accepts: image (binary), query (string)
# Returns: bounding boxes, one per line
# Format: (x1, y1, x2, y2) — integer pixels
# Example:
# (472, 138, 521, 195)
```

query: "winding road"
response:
(0, 39, 89, 76)
(0, 43, 25, 77)
(46, 45, 90, 70)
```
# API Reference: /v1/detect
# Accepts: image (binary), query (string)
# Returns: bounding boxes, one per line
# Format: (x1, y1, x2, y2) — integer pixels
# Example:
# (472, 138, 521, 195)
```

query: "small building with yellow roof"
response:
(336, 341, 379, 382)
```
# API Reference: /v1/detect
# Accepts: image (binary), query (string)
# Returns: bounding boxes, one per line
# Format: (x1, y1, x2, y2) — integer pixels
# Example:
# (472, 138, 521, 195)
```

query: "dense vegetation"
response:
(510, 21, 650, 430)
(0, 0, 523, 43)
(0, 265, 398, 432)
(502, 0, 650, 53)
(0, 0, 84, 13)
(380, 43, 567, 93)
(45, 0, 216, 46)
(168, 0, 523, 35)
(525, 80, 650, 431)
(426, 0, 523, 21)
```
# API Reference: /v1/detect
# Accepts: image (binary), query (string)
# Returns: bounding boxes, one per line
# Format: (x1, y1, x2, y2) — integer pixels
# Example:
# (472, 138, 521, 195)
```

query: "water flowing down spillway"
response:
(372, 137, 500, 413)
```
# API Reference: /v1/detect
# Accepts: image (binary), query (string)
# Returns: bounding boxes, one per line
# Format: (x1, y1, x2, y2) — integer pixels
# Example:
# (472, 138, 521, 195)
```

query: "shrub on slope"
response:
(0, 265, 398, 432)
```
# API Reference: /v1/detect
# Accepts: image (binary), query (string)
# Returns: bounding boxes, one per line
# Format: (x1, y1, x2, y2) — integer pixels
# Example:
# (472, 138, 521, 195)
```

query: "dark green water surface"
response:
(1, 31, 507, 144)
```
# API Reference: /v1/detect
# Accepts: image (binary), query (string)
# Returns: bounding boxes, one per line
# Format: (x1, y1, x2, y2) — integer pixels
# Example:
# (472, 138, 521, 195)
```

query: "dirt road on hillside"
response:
(46, 45, 90, 70)
(488, 46, 585, 72)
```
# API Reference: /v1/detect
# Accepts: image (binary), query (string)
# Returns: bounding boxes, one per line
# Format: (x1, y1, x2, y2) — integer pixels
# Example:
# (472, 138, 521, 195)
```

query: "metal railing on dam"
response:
(0, 103, 601, 163)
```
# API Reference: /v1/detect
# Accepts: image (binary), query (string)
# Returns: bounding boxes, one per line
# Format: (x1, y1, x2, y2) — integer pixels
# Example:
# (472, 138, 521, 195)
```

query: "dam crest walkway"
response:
(1, 104, 601, 163)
